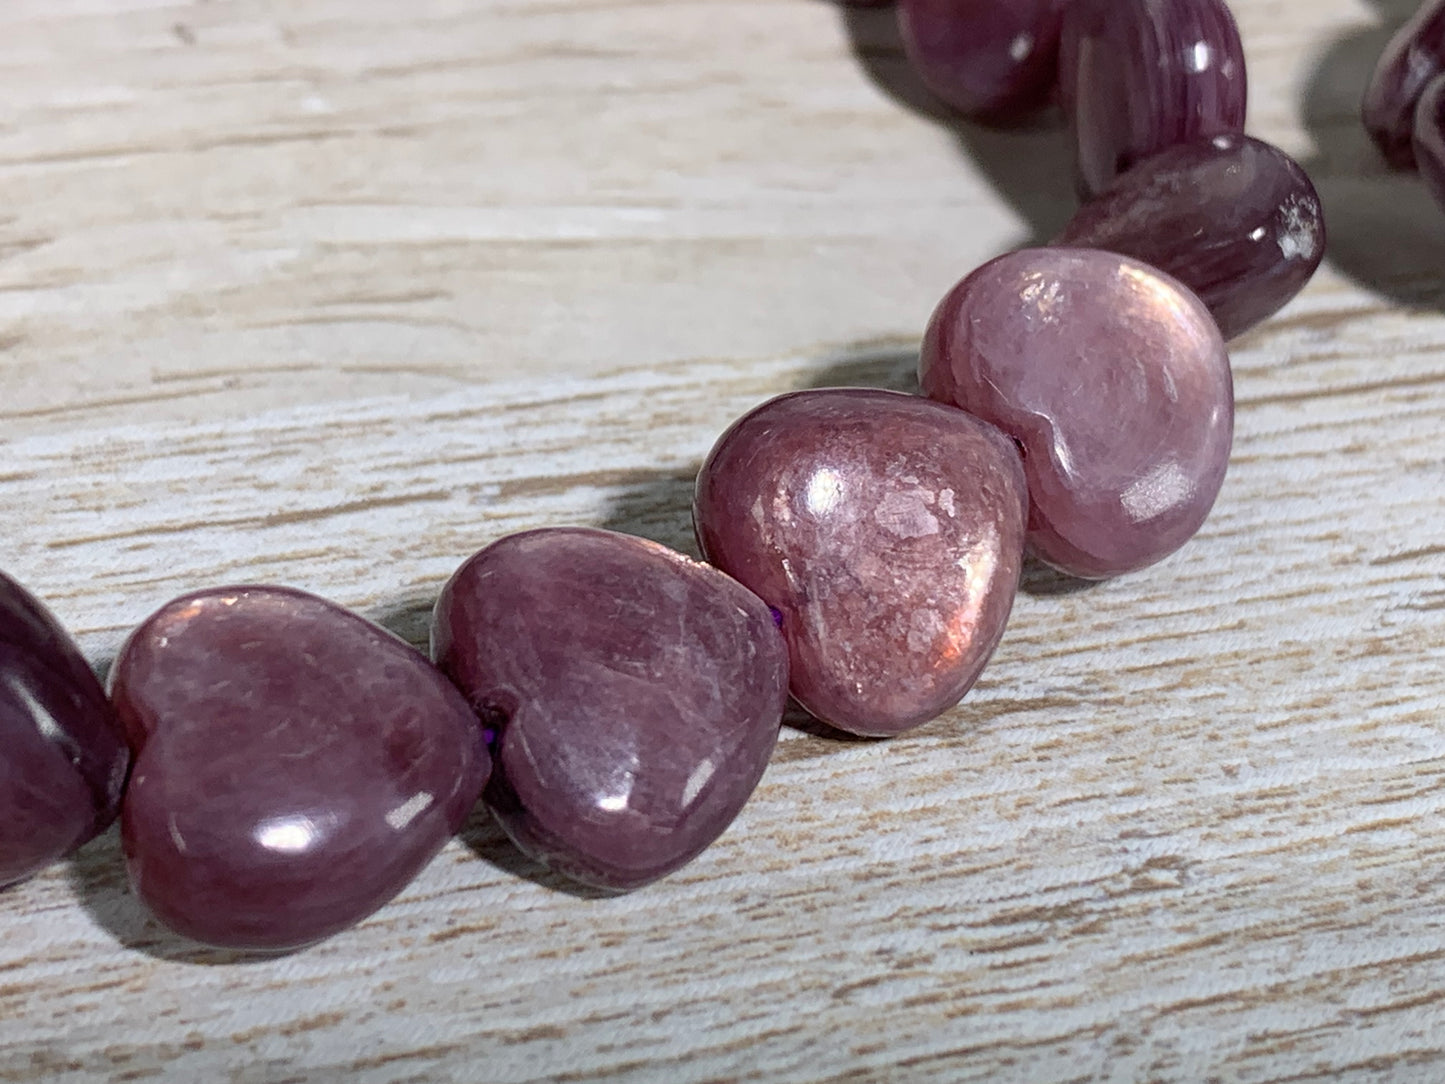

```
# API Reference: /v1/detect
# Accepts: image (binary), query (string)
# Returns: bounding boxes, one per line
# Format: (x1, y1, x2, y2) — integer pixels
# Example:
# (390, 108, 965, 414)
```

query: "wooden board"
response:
(1, 0, 1443, 1080)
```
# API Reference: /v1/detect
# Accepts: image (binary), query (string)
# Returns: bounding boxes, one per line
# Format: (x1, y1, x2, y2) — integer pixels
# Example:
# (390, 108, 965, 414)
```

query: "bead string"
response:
(0, 0, 1342, 952)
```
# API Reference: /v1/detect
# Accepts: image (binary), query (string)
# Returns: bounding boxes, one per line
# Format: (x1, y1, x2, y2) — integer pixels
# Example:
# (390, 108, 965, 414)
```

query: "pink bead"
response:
(111, 586, 488, 950)
(1364, 0, 1445, 170)
(920, 247, 1234, 579)
(0, 572, 129, 887)
(1057, 134, 1326, 340)
(1060, 0, 1247, 197)
(1415, 73, 1445, 210)
(433, 528, 788, 892)
(897, 0, 1067, 121)
(694, 389, 1027, 738)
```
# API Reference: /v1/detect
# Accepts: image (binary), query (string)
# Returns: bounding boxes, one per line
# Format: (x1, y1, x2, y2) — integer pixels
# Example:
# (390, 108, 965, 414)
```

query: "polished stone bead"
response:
(432, 528, 788, 892)
(1060, 0, 1246, 197)
(921, 247, 1233, 579)
(1057, 134, 1326, 340)
(1415, 73, 1445, 210)
(694, 389, 1027, 738)
(1363, 0, 1445, 169)
(898, 0, 1067, 121)
(0, 572, 129, 888)
(111, 586, 488, 950)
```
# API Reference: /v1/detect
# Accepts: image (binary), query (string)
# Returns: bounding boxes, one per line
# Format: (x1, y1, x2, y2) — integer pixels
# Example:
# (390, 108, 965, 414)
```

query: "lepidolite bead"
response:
(1057, 134, 1326, 340)
(432, 528, 788, 892)
(1363, 0, 1445, 169)
(694, 389, 1027, 738)
(897, 0, 1067, 121)
(1060, 0, 1246, 197)
(1415, 73, 1445, 211)
(110, 586, 488, 950)
(0, 573, 129, 887)
(921, 248, 1233, 579)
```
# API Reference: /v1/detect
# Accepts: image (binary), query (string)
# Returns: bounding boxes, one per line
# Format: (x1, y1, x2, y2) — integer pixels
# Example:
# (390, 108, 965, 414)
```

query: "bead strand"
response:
(0, 0, 1327, 950)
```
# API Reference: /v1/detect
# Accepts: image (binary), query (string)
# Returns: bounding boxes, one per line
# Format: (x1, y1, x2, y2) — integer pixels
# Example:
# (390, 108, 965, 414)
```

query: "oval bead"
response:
(1415, 73, 1445, 211)
(694, 389, 1027, 738)
(1057, 134, 1326, 340)
(110, 586, 488, 950)
(1363, 0, 1445, 169)
(920, 248, 1233, 579)
(898, 0, 1067, 121)
(1060, 0, 1247, 198)
(0, 572, 129, 887)
(432, 528, 788, 892)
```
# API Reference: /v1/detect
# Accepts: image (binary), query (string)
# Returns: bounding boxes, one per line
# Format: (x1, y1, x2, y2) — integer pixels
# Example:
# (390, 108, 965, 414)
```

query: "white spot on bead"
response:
(1121, 459, 1193, 522)
(1185, 40, 1213, 74)
(805, 467, 844, 517)
(385, 791, 434, 831)
(874, 490, 940, 538)
(681, 758, 716, 807)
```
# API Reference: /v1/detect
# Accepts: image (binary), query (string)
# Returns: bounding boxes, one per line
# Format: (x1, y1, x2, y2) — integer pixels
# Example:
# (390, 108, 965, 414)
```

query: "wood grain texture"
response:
(0, 0, 1443, 1080)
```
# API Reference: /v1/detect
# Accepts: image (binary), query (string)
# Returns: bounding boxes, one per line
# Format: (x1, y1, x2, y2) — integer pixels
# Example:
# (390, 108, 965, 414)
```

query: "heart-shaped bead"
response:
(1060, 0, 1246, 198)
(694, 389, 1027, 738)
(0, 571, 129, 887)
(432, 528, 788, 892)
(921, 247, 1233, 580)
(1057, 134, 1325, 341)
(110, 586, 488, 950)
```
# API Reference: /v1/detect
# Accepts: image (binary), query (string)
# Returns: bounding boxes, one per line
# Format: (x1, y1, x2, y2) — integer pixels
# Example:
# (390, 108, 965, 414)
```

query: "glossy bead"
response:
(110, 586, 488, 950)
(1060, 0, 1247, 197)
(0, 572, 129, 887)
(432, 528, 788, 892)
(1057, 134, 1326, 340)
(898, 0, 1067, 120)
(694, 389, 1027, 738)
(920, 247, 1233, 579)
(1415, 73, 1445, 210)
(1363, 0, 1445, 169)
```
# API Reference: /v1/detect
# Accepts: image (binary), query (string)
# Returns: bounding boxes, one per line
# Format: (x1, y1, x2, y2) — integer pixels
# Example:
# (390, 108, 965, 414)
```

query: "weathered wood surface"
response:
(0, 0, 1442, 1080)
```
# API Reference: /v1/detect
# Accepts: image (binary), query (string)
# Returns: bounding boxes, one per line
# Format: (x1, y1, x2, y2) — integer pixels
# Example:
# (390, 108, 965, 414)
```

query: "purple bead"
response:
(110, 586, 488, 950)
(921, 248, 1233, 579)
(432, 528, 788, 892)
(1060, 0, 1247, 198)
(1057, 134, 1326, 340)
(694, 389, 1027, 738)
(0, 572, 129, 887)
(1364, 0, 1445, 169)
(898, 0, 1067, 121)
(1415, 73, 1445, 210)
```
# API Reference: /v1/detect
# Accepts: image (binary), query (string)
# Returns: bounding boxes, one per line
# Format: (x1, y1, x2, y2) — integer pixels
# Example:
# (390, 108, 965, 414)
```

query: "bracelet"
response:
(1, 0, 1330, 953)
